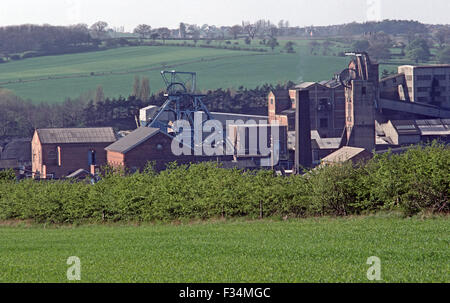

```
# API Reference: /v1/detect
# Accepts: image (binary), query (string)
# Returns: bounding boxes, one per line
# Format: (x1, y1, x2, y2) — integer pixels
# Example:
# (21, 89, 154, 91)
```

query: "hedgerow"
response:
(0, 143, 448, 223)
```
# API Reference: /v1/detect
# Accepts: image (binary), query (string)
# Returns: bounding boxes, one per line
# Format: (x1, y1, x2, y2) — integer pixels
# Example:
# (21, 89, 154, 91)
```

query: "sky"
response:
(0, 0, 449, 31)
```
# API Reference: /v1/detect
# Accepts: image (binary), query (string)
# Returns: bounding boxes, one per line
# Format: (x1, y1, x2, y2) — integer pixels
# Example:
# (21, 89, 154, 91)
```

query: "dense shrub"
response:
(0, 143, 448, 223)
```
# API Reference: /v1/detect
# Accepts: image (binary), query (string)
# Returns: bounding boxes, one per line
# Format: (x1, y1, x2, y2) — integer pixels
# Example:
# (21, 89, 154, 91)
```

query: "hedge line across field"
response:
(0, 143, 448, 223)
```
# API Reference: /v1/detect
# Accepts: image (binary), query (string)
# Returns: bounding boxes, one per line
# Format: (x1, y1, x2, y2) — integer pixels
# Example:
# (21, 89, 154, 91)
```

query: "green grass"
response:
(0, 40, 352, 103)
(0, 216, 448, 283)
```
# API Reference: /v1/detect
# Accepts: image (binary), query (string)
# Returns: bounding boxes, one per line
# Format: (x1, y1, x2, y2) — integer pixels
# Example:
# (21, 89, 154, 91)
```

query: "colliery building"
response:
(23, 58, 450, 178)
(32, 127, 116, 179)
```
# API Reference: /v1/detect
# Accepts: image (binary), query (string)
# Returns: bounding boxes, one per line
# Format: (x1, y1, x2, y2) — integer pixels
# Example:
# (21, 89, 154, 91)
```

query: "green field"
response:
(0, 216, 448, 283)
(0, 39, 357, 103)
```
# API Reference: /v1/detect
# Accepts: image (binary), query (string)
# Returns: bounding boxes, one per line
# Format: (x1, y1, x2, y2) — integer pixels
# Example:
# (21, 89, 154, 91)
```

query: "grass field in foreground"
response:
(0, 216, 448, 283)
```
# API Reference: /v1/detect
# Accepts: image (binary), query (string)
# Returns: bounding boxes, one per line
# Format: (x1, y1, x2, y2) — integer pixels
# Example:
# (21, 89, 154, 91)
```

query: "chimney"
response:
(294, 90, 312, 173)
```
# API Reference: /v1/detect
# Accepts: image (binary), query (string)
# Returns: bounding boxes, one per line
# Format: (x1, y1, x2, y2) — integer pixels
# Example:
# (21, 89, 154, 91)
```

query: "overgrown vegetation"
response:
(0, 143, 447, 224)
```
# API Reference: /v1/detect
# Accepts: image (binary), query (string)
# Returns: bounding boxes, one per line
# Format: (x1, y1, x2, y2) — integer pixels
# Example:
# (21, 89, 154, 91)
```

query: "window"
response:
(417, 75, 432, 81)
(434, 75, 446, 80)
(48, 150, 57, 165)
(270, 98, 274, 105)
(320, 118, 329, 128)
(417, 97, 428, 103)
(88, 150, 96, 166)
(362, 87, 367, 95)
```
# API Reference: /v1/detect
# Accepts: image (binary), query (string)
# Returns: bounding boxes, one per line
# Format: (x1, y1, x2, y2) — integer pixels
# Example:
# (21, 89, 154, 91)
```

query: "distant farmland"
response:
(0, 39, 358, 103)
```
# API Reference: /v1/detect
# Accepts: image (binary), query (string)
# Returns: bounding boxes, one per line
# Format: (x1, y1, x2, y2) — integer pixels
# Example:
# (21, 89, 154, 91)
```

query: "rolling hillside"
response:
(0, 39, 398, 103)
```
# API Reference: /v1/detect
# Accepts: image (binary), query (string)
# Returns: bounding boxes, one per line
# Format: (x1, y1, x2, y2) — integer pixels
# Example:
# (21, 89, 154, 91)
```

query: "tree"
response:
(157, 27, 171, 44)
(90, 21, 108, 39)
(434, 28, 450, 49)
(150, 32, 160, 41)
(267, 38, 279, 51)
(308, 41, 320, 55)
(140, 77, 150, 101)
(230, 25, 242, 40)
(406, 38, 431, 63)
(95, 85, 105, 104)
(268, 26, 278, 39)
(352, 40, 370, 52)
(284, 41, 296, 53)
(437, 46, 450, 64)
(179, 23, 187, 38)
(132, 76, 141, 97)
(242, 21, 257, 40)
(322, 40, 334, 55)
(134, 24, 152, 40)
(367, 42, 391, 61)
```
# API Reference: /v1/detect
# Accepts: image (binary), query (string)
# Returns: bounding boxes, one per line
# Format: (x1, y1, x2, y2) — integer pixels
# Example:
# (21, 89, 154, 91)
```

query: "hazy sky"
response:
(0, 0, 449, 31)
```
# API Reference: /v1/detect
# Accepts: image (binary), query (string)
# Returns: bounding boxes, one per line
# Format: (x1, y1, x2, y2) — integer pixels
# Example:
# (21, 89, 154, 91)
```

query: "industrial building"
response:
(105, 126, 194, 172)
(31, 127, 116, 179)
(268, 53, 450, 167)
(397, 65, 450, 107)
(20, 58, 450, 178)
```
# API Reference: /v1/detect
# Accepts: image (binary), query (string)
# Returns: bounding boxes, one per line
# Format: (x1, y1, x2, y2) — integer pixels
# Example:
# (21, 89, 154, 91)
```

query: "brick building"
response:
(32, 127, 116, 179)
(105, 127, 196, 172)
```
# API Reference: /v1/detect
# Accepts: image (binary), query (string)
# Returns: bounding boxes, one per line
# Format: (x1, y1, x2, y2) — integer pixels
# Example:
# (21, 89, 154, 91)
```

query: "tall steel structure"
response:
(145, 71, 231, 152)
(146, 71, 213, 132)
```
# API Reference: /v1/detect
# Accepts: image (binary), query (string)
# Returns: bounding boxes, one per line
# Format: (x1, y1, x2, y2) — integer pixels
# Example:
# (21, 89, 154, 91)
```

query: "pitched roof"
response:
(1, 139, 31, 162)
(295, 82, 330, 90)
(105, 127, 163, 154)
(321, 147, 371, 164)
(270, 90, 290, 99)
(36, 127, 116, 144)
(391, 120, 420, 135)
(66, 169, 92, 179)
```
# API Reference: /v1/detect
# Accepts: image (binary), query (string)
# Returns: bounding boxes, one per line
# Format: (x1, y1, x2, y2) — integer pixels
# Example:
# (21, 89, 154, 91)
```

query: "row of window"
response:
(416, 74, 448, 81)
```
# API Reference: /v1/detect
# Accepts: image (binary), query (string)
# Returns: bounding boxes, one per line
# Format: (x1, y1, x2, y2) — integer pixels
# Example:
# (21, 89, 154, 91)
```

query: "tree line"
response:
(0, 81, 294, 138)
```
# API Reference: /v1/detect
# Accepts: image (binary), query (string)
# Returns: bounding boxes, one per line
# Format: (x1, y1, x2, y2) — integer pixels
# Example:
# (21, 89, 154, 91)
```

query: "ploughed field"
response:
(0, 216, 448, 282)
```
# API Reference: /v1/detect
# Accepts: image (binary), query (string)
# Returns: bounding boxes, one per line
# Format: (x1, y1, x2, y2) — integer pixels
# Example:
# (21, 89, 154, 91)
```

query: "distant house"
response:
(32, 127, 116, 179)
(320, 146, 372, 166)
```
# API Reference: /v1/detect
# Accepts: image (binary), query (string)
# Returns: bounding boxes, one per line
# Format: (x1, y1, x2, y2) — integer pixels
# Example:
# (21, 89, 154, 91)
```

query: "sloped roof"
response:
(391, 120, 420, 135)
(321, 147, 371, 164)
(1, 139, 31, 162)
(296, 82, 329, 90)
(66, 169, 92, 179)
(105, 127, 163, 154)
(37, 127, 116, 144)
(270, 90, 290, 99)
(320, 79, 342, 89)
(415, 119, 450, 136)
